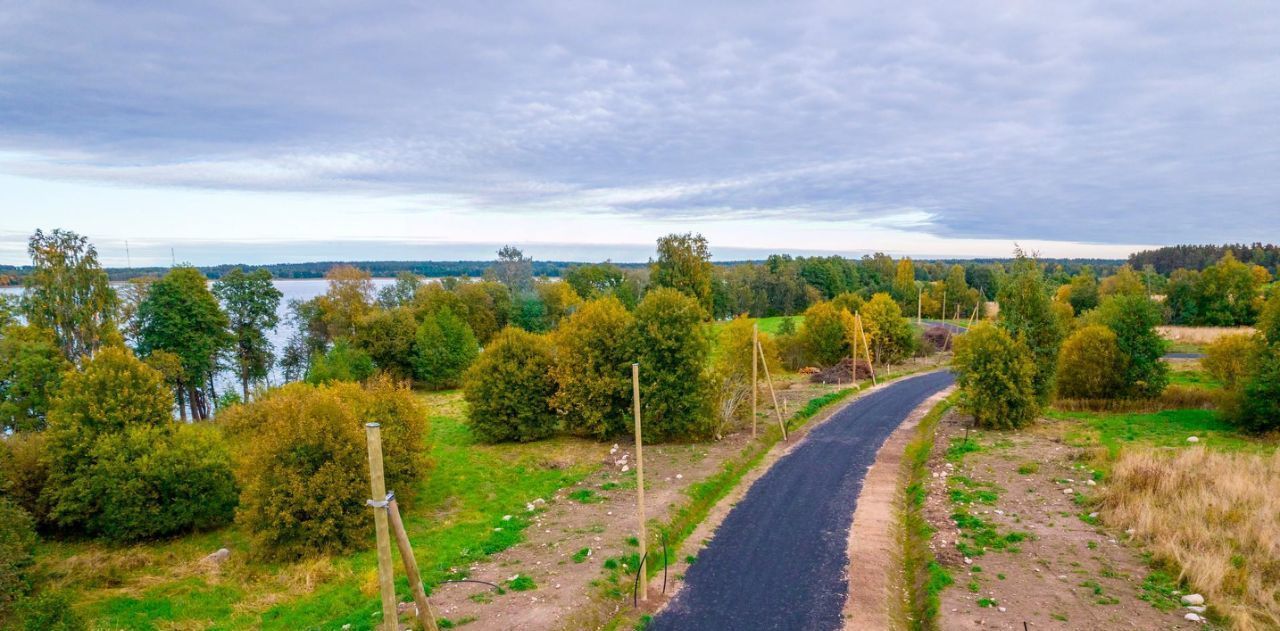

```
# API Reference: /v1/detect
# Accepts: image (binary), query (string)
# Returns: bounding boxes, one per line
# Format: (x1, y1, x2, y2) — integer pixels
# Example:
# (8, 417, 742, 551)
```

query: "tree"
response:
(536, 281, 582, 329)
(1056, 325, 1127, 399)
(41, 347, 237, 541)
(1064, 268, 1100, 314)
(1099, 264, 1147, 299)
(1259, 286, 1280, 344)
(996, 251, 1063, 404)
(376, 271, 421, 308)
(633, 288, 714, 441)
(1195, 252, 1263, 326)
(798, 301, 855, 367)
(490, 245, 534, 293)
(944, 264, 980, 318)
(1095, 295, 1169, 398)
(830, 292, 864, 315)
(861, 292, 914, 364)
(135, 266, 231, 420)
(650, 233, 714, 314)
(454, 281, 509, 344)
(413, 305, 479, 388)
(951, 323, 1039, 429)
(565, 262, 627, 301)
(213, 267, 282, 400)
(891, 258, 916, 308)
(463, 328, 559, 442)
(1202, 333, 1260, 391)
(306, 339, 376, 384)
(0, 325, 69, 432)
(22, 229, 117, 361)
(316, 265, 375, 341)
(1235, 346, 1280, 434)
(0, 498, 36, 618)
(352, 307, 418, 379)
(551, 296, 638, 439)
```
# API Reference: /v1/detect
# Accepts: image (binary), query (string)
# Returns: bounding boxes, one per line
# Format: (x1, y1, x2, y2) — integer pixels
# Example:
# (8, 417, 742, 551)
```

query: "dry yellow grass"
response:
(1157, 326, 1256, 345)
(1105, 447, 1280, 630)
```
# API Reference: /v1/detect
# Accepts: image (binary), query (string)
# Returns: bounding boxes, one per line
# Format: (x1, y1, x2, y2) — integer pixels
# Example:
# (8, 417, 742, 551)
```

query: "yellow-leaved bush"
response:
(221, 375, 429, 559)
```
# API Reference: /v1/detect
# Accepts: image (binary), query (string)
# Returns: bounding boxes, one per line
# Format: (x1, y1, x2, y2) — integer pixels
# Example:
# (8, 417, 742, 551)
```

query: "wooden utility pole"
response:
(752, 322, 759, 439)
(917, 288, 922, 325)
(388, 499, 440, 631)
(365, 423, 397, 631)
(855, 313, 877, 386)
(941, 289, 946, 323)
(757, 341, 787, 441)
(631, 364, 648, 602)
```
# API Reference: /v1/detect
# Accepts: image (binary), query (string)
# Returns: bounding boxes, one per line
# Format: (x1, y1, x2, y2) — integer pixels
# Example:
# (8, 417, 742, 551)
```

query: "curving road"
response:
(651, 370, 955, 631)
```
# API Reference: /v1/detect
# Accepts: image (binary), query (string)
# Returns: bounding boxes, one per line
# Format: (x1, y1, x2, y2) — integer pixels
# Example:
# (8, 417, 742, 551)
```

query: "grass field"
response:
(35, 390, 599, 630)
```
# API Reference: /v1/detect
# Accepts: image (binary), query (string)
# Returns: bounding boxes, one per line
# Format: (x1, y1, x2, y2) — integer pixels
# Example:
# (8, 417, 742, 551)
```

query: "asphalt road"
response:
(651, 370, 956, 631)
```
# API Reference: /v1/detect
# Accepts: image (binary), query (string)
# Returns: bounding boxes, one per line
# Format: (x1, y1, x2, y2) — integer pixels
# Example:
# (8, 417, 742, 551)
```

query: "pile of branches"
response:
(808, 358, 873, 384)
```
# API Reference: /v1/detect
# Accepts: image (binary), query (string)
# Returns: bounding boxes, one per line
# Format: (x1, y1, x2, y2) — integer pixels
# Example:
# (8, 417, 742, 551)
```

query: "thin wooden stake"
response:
(631, 363, 648, 602)
(388, 499, 440, 631)
(757, 340, 787, 441)
(751, 322, 758, 439)
(365, 423, 397, 631)
(917, 288, 922, 325)
(856, 313, 877, 386)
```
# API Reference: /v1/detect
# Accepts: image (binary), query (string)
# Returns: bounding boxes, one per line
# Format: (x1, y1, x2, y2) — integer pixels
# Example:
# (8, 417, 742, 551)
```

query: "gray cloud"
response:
(0, 1, 1276, 244)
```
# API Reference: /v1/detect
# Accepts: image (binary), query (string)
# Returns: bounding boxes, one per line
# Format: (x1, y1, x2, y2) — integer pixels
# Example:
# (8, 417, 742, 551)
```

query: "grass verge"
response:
(893, 395, 954, 630)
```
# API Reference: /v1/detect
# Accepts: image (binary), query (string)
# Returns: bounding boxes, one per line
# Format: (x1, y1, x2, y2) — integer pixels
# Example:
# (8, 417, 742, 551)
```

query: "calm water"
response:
(1, 278, 398, 391)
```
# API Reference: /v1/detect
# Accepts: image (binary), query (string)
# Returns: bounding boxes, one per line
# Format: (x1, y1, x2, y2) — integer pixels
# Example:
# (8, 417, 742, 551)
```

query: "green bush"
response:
(798, 302, 854, 367)
(1202, 333, 1262, 390)
(0, 498, 37, 617)
(861, 292, 915, 364)
(463, 328, 559, 443)
(1095, 295, 1168, 398)
(42, 347, 234, 541)
(224, 377, 428, 559)
(0, 324, 69, 433)
(952, 323, 1039, 429)
(1236, 344, 1280, 434)
(10, 592, 85, 631)
(551, 297, 638, 439)
(1056, 325, 1127, 400)
(72, 423, 237, 541)
(353, 307, 418, 379)
(634, 288, 714, 441)
(0, 432, 49, 523)
(413, 305, 479, 389)
(306, 339, 375, 384)
(1259, 285, 1280, 344)
(996, 254, 1063, 405)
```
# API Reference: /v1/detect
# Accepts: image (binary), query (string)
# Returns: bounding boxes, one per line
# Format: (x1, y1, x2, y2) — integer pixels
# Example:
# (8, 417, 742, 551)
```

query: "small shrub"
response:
(306, 339, 375, 384)
(463, 327, 558, 443)
(225, 377, 428, 559)
(414, 305, 479, 389)
(0, 498, 37, 617)
(951, 323, 1039, 429)
(1056, 325, 1127, 400)
(10, 591, 85, 631)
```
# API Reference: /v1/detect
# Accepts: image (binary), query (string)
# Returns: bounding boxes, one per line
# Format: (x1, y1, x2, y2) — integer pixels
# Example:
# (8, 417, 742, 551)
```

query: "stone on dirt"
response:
(1182, 593, 1205, 605)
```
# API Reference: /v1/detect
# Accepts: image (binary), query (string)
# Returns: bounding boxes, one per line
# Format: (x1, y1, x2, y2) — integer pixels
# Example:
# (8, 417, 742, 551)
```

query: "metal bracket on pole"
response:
(367, 491, 395, 509)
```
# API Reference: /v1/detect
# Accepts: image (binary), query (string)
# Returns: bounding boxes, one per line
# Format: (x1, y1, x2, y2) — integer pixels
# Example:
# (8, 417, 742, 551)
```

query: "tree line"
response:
(1129, 243, 1280, 275)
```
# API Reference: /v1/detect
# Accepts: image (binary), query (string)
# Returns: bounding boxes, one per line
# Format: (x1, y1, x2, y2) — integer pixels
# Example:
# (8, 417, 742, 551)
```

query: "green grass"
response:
(572, 548, 592, 563)
(569, 489, 605, 504)
(505, 575, 536, 591)
(1048, 407, 1264, 456)
(894, 396, 955, 630)
(755, 316, 802, 335)
(1167, 368, 1222, 389)
(53, 390, 597, 631)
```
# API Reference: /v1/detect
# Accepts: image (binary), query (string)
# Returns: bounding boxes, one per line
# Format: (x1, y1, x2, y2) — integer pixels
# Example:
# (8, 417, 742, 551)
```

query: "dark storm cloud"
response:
(0, 1, 1276, 243)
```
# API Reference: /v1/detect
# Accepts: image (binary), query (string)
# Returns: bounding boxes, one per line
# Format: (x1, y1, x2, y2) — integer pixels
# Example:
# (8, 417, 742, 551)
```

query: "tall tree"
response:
(489, 245, 534, 293)
(0, 324, 69, 432)
(996, 250, 1063, 404)
(315, 265, 375, 341)
(891, 258, 916, 308)
(212, 268, 282, 400)
(136, 267, 231, 419)
(650, 233, 714, 314)
(22, 229, 118, 361)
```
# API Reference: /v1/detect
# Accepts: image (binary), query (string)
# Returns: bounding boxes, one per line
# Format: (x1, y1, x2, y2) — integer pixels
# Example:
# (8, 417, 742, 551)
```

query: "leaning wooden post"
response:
(751, 322, 759, 439)
(631, 363, 648, 602)
(365, 423, 398, 631)
(757, 340, 787, 441)
(856, 313, 877, 386)
(387, 499, 440, 631)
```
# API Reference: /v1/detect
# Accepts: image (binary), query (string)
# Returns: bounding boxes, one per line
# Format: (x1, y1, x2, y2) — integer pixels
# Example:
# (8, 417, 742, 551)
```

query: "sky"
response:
(1, 1, 1277, 267)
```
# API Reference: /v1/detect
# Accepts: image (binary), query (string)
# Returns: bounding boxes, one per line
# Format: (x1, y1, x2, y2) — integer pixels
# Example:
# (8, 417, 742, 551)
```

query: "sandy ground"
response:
(926, 411, 1200, 630)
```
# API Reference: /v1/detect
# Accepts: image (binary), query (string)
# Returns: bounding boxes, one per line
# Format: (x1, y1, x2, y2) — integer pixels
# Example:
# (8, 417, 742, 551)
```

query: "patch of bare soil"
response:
(925, 413, 1198, 630)
(428, 375, 865, 630)
(843, 386, 955, 630)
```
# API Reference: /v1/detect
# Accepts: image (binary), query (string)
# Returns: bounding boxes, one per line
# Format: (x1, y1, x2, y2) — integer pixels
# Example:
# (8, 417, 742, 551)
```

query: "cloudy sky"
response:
(1, 1, 1276, 266)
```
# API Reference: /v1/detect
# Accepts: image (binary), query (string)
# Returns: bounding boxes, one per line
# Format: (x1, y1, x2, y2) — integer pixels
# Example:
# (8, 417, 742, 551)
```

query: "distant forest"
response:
(1129, 243, 1280, 275)
(0, 255, 1124, 286)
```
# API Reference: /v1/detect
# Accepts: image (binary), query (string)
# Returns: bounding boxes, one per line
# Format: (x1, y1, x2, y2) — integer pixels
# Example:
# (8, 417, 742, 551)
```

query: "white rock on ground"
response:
(1187, 606, 1207, 613)
(1182, 594, 1205, 605)
(1185, 613, 1205, 622)
(1187, 436, 1200, 443)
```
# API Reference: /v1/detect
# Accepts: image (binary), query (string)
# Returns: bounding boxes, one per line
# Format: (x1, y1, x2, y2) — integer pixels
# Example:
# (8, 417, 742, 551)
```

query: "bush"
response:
(711, 317, 783, 431)
(551, 297, 637, 439)
(634, 288, 714, 441)
(1095, 295, 1169, 398)
(798, 302, 854, 367)
(306, 339, 375, 384)
(996, 253, 1063, 404)
(952, 323, 1039, 429)
(0, 498, 37, 617)
(225, 377, 428, 559)
(0, 324, 69, 433)
(463, 328, 559, 443)
(1056, 325, 1128, 400)
(0, 432, 49, 523)
(1236, 345, 1280, 434)
(413, 305, 479, 389)
(353, 307, 418, 379)
(1259, 285, 1280, 344)
(10, 591, 85, 631)
(42, 347, 234, 540)
(861, 292, 915, 364)
(1202, 333, 1262, 390)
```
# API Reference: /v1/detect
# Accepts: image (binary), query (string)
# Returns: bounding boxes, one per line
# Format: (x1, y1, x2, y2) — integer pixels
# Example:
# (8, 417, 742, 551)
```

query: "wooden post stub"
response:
(365, 423, 398, 631)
